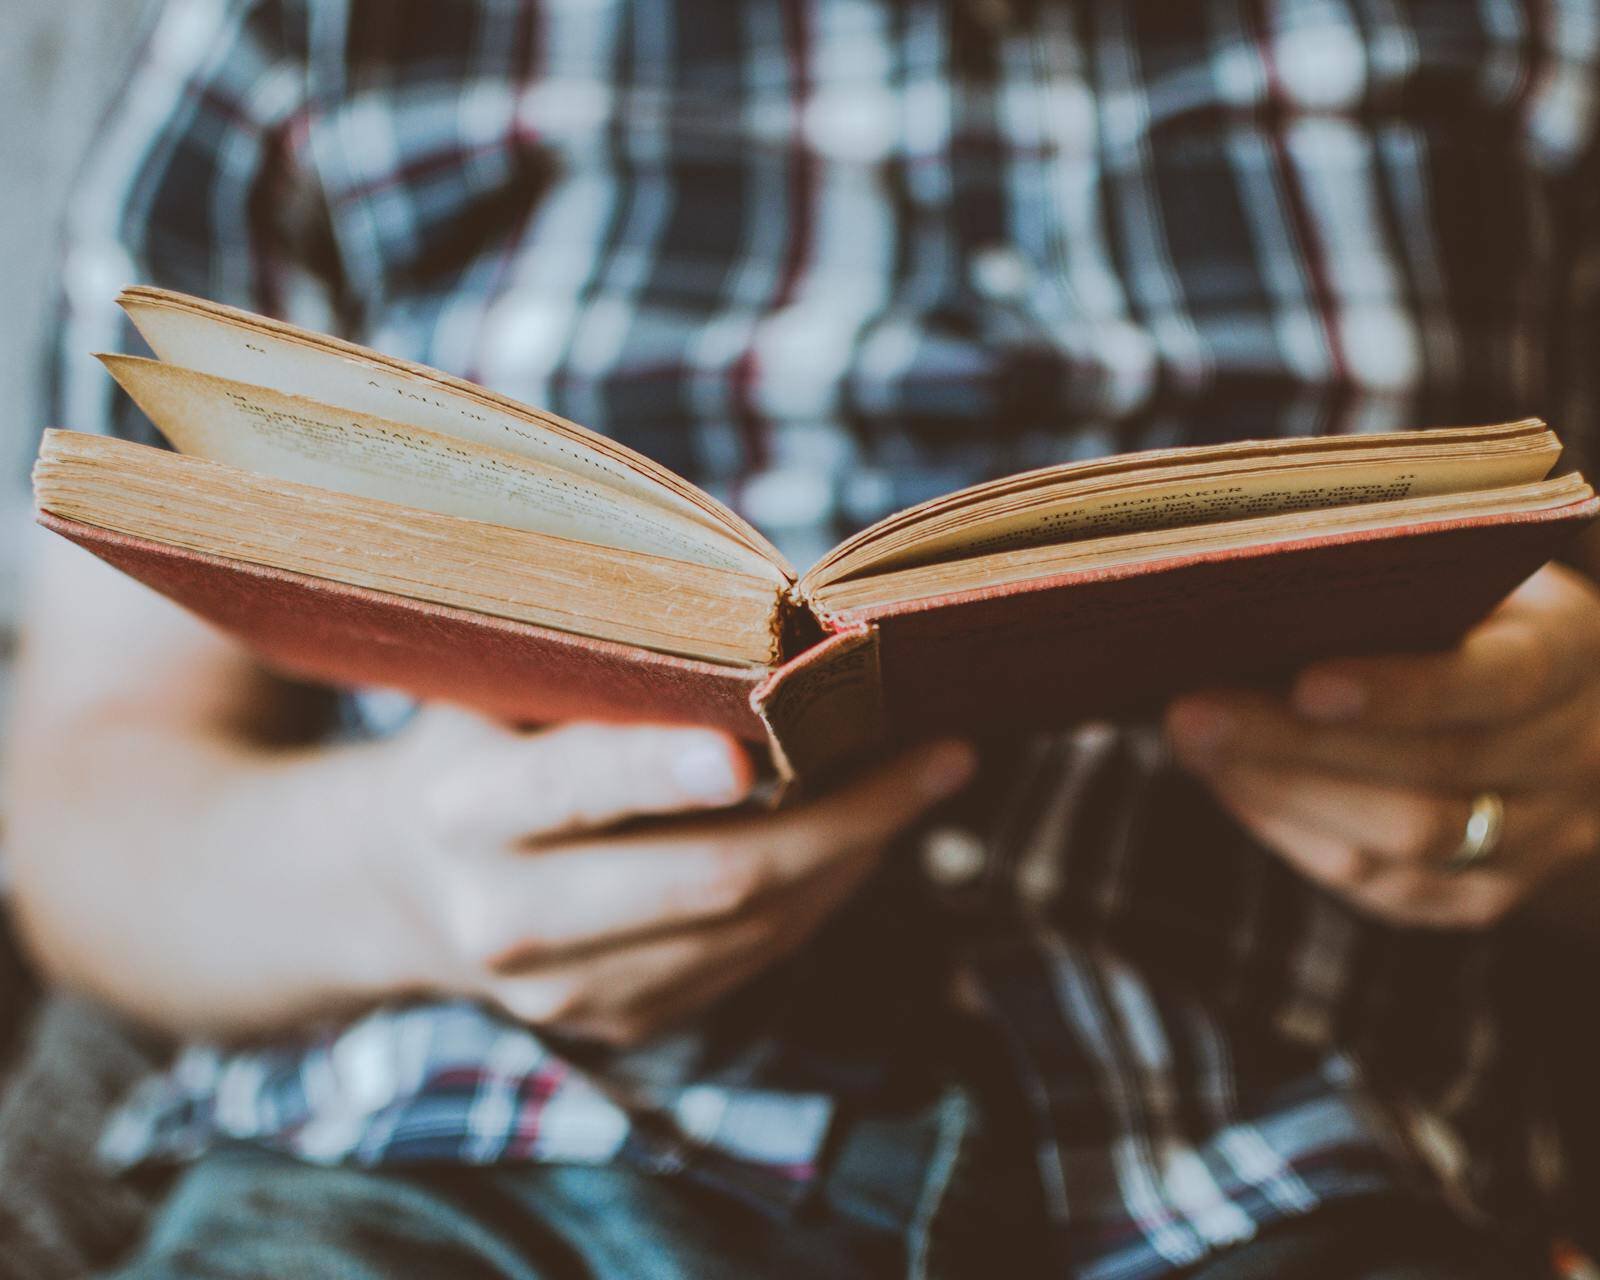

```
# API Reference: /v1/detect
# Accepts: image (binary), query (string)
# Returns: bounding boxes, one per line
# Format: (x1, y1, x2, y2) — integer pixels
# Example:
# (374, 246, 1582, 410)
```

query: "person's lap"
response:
(0, 994, 1533, 1280)
(95, 1110, 1529, 1280)
(97, 1095, 966, 1280)
(103, 1145, 878, 1280)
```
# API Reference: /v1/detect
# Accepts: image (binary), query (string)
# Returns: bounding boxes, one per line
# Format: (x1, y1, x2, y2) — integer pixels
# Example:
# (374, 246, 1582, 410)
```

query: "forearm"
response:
(5, 718, 406, 1038)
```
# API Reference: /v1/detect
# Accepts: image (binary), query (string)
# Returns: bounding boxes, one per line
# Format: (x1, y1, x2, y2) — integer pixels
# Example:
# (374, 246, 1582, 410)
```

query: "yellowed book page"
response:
(810, 475, 1592, 616)
(808, 422, 1552, 585)
(35, 431, 781, 667)
(808, 436, 1560, 588)
(103, 355, 785, 583)
(118, 289, 790, 571)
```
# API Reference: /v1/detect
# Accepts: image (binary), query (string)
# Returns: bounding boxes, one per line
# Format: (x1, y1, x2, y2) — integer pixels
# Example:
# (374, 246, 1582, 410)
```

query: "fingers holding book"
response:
(401, 710, 757, 845)
(1165, 564, 1600, 930)
(370, 709, 975, 1047)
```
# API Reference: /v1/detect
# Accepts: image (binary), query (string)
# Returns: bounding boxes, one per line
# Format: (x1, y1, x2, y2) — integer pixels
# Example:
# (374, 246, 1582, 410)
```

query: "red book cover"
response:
(839, 502, 1598, 740)
(41, 514, 768, 743)
(44, 498, 1596, 783)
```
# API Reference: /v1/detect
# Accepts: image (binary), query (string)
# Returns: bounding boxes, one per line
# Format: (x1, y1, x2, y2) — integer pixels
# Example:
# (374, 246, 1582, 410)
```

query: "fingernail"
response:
(1294, 672, 1366, 722)
(1167, 701, 1235, 759)
(673, 736, 745, 802)
(919, 740, 978, 800)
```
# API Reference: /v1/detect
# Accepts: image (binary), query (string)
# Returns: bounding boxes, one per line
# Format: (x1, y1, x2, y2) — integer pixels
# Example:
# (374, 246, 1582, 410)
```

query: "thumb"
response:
(418, 720, 755, 846)
(778, 738, 978, 865)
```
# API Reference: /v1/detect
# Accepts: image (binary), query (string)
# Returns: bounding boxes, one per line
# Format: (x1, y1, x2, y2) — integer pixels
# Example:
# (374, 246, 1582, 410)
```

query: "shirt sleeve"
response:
(44, 0, 330, 448)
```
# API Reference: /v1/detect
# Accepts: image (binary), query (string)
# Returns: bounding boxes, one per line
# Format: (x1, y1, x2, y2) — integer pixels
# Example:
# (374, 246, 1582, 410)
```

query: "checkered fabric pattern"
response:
(50, 1, 1600, 1274)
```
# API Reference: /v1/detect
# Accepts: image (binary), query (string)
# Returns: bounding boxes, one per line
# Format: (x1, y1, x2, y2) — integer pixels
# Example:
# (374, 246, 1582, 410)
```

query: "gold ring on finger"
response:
(1445, 792, 1505, 875)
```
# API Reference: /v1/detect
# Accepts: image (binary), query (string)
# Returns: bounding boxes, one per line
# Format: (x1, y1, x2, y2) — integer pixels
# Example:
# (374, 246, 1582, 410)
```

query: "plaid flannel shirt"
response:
(52, 1, 1600, 1274)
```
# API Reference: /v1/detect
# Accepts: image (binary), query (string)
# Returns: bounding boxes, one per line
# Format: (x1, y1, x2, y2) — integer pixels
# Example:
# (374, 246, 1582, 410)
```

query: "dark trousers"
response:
(0, 929, 1550, 1280)
(88, 1150, 1528, 1280)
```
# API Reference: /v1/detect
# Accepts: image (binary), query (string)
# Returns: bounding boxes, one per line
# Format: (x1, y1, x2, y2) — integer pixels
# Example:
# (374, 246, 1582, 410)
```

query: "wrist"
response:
(230, 735, 429, 1012)
(319, 728, 454, 998)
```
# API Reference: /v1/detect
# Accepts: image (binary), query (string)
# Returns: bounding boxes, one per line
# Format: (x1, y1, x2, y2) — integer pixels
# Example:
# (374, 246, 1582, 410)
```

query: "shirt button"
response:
(920, 825, 988, 888)
(968, 243, 1034, 302)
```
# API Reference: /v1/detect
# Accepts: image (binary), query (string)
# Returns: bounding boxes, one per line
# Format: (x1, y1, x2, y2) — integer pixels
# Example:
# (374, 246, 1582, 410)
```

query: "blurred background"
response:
(0, 0, 150, 730)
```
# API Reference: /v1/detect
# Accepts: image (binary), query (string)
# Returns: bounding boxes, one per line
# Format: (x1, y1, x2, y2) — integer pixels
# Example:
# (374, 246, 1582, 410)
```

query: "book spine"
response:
(751, 623, 887, 791)
(775, 583, 826, 661)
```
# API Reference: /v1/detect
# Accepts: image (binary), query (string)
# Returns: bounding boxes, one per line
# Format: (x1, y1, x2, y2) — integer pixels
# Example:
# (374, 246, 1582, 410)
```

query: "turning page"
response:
(119, 287, 790, 571)
(102, 355, 782, 580)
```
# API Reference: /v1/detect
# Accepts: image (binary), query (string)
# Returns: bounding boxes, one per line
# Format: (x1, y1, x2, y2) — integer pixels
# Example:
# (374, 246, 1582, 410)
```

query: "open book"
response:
(34, 288, 1599, 780)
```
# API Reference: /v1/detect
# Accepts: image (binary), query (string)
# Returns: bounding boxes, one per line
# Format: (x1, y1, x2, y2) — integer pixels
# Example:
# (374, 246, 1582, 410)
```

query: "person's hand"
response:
(1164, 564, 1600, 929)
(363, 709, 975, 1045)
